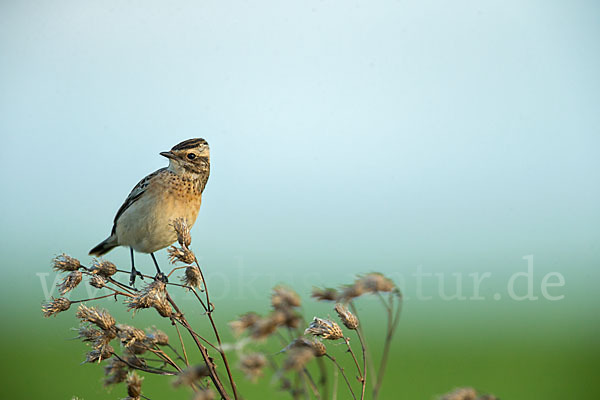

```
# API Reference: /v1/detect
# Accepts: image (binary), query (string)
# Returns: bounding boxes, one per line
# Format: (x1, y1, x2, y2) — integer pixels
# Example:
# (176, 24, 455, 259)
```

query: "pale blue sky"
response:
(0, 1, 598, 295)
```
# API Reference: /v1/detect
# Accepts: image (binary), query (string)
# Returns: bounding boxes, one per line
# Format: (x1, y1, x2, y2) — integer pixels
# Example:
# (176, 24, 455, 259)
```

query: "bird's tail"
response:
(89, 235, 119, 256)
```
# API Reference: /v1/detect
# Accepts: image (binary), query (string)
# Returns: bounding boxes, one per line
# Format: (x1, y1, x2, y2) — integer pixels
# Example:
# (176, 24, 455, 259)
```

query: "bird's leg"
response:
(129, 247, 143, 287)
(150, 252, 168, 282)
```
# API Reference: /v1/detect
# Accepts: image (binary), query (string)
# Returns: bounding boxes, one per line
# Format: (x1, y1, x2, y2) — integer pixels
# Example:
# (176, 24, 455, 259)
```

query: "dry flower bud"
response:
(91, 259, 117, 278)
(146, 328, 169, 346)
(42, 297, 71, 317)
(229, 312, 260, 336)
(282, 338, 327, 357)
(238, 353, 267, 382)
(171, 217, 192, 247)
(283, 347, 315, 371)
(338, 284, 366, 302)
(173, 365, 211, 387)
(89, 274, 107, 289)
(53, 254, 81, 272)
(117, 324, 147, 348)
(126, 371, 143, 398)
(127, 280, 172, 317)
(85, 344, 113, 363)
(250, 315, 280, 340)
(77, 326, 103, 342)
(181, 265, 203, 289)
(311, 339, 327, 357)
(357, 273, 395, 293)
(311, 287, 339, 301)
(304, 317, 343, 340)
(167, 246, 196, 264)
(334, 303, 359, 330)
(57, 271, 83, 295)
(271, 285, 301, 310)
(76, 304, 116, 331)
(104, 359, 128, 386)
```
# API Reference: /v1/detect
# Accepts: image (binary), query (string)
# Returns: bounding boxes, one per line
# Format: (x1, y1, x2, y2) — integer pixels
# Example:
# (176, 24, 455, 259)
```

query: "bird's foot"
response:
(129, 269, 144, 287)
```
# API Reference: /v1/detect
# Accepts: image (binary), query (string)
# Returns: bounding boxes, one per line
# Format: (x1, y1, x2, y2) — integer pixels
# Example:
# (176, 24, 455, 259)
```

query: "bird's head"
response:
(161, 138, 210, 175)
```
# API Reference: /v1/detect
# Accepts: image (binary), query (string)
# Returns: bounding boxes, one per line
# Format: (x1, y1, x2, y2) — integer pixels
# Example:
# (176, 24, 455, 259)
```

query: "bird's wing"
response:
(110, 167, 167, 235)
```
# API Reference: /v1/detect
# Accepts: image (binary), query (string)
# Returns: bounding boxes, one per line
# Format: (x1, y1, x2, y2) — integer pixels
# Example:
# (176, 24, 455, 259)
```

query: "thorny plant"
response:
(42, 218, 404, 400)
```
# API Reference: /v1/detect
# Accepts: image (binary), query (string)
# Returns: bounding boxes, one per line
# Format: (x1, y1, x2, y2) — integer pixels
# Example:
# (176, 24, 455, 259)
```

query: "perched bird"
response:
(89, 138, 210, 285)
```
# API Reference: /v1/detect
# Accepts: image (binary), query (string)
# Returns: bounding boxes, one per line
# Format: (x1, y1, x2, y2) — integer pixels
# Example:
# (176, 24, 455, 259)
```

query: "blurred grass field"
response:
(3, 273, 598, 400)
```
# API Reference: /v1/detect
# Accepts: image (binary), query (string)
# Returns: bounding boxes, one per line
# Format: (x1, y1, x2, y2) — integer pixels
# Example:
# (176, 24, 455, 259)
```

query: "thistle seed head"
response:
(238, 353, 267, 382)
(357, 272, 395, 293)
(181, 265, 203, 289)
(304, 317, 343, 340)
(146, 328, 169, 346)
(334, 303, 359, 330)
(117, 324, 148, 349)
(104, 359, 128, 386)
(89, 274, 107, 289)
(76, 304, 116, 331)
(91, 259, 117, 278)
(283, 347, 315, 371)
(167, 246, 196, 264)
(42, 297, 71, 317)
(173, 365, 211, 387)
(171, 217, 192, 248)
(311, 287, 339, 302)
(229, 312, 260, 336)
(126, 371, 143, 398)
(57, 271, 83, 295)
(126, 280, 172, 317)
(52, 254, 81, 272)
(85, 344, 113, 363)
(271, 285, 301, 310)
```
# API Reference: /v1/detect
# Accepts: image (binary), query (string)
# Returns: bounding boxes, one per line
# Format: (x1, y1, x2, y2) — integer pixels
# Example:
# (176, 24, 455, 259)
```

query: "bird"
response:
(89, 138, 210, 286)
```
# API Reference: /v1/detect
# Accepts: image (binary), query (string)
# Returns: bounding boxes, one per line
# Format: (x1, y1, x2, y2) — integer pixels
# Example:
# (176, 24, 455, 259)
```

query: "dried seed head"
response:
(171, 217, 192, 247)
(193, 388, 216, 400)
(167, 246, 196, 264)
(271, 285, 301, 310)
(440, 387, 478, 400)
(311, 287, 339, 302)
(250, 315, 280, 340)
(334, 303, 359, 330)
(338, 284, 366, 302)
(117, 324, 148, 349)
(238, 353, 267, 382)
(42, 297, 71, 317)
(173, 365, 211, 387)
(229, 312, 260, 336)
(283, 347, 315, 371)
(85, 343, 113, 363)
(146, 328, 169, 346)
(77, 326, 103, 342)
(304, 317, 343, 340)
(310, 339, 327, 357)
(357, 273, 395, 293)
(57, 271, 83, 295)
(52, 254, 81, 272)
(104, 359, 128, 386)
(89, 274, 107, 289)
(76, 304, 116, 331)
(181, 265, 203, 289)
(91, 259, 117, 278)
(126, 371, 143, 398)
(126, 280, 172, 317)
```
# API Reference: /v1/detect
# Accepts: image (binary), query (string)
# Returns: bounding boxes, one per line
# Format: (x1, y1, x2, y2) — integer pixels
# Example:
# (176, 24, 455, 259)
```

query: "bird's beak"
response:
(160, 151, 176, 160)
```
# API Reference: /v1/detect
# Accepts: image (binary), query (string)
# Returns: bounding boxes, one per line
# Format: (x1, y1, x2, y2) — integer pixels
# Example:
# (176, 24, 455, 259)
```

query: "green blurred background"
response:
(1, 0, 598, 399)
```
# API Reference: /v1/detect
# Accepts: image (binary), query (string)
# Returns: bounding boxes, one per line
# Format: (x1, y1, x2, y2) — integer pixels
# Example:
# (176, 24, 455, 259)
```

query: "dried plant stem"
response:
(70, 293, 127, 303)
(355, 329, 368, 400)
(316, 356, 328, 399)
(171, 323, 189, 366)
(343, 337, 363, 382)
(193, 257, 239, 400)
(332, 362, 339, 400)
(112, 353, 178, 376)
(349, 301, 376, 379)
(325, 354, 356, 400)
(165, 291, 231, 400)
(302, 368, 321, 399)
(372, 291, 402, 400)
(148, 347, 182, 373)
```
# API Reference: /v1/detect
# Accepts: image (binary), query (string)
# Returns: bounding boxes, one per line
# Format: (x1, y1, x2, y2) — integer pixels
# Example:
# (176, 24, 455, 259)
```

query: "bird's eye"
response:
(187, 153, 196, 160)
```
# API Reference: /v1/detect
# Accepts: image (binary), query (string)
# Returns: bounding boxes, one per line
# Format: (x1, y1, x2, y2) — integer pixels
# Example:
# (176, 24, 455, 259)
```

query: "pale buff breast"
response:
(115, 174, 202, 253)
